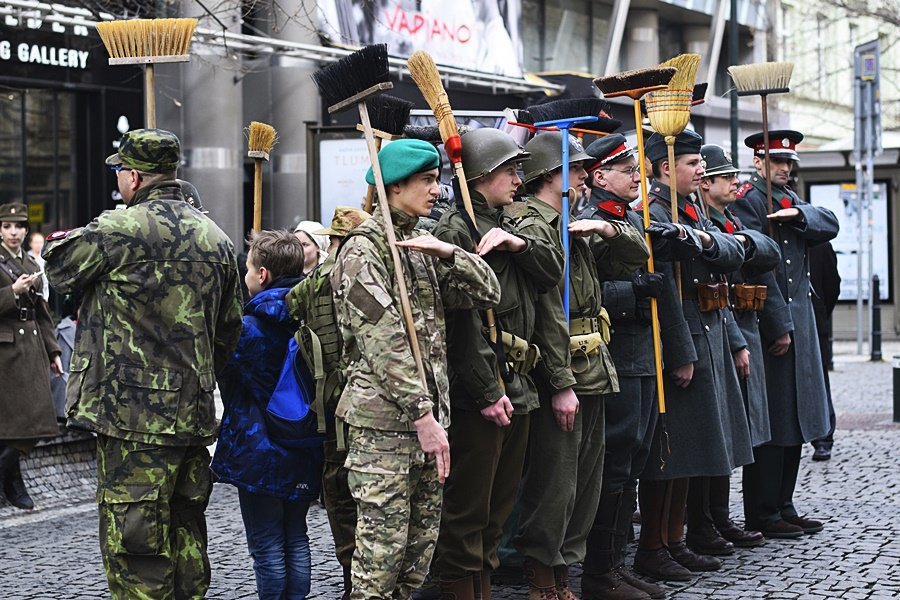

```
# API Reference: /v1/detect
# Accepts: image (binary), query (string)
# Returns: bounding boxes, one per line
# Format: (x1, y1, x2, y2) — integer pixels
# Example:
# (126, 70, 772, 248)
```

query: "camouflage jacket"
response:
(44, 181, 244, 446)
(331, 207, 500, 432)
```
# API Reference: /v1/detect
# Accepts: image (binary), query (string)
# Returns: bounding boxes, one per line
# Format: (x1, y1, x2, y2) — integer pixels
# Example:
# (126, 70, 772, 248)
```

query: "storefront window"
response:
(0, 92, 24, 205)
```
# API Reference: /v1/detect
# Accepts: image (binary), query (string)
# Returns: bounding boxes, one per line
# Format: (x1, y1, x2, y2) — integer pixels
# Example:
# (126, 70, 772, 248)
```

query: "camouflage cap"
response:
(105, 128, 181, 174)
(315, 206, 371, 237)
(0, 202, 28, 222)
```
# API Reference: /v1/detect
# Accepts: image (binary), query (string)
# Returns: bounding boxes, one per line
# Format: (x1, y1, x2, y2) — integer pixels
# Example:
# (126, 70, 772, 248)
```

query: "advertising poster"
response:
(318, 0, 523, 77)
(808, 182, 890, 300)
(318, 137, 371, 224)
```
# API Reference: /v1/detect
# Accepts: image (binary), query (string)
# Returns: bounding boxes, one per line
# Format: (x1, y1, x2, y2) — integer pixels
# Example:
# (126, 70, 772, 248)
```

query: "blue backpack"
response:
(265, 334, 325, 448)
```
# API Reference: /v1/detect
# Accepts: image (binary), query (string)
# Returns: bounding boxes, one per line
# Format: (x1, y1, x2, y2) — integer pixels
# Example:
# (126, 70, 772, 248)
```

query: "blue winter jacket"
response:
(212, 277, 324, 501)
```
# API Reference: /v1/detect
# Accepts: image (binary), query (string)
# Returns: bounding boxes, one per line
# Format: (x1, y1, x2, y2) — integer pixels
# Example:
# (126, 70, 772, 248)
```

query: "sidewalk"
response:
(1, 342, 898, 598)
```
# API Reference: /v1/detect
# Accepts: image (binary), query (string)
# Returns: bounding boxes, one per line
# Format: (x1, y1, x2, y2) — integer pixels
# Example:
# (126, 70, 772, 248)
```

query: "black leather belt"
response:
(18, 307, 35, 321)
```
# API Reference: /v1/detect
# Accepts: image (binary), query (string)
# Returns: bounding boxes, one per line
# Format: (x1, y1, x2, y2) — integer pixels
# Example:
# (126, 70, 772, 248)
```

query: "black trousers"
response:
(741, 444, 802, 529)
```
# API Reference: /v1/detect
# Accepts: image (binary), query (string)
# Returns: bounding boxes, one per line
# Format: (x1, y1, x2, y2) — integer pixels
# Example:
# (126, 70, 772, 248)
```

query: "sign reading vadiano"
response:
(317, 0, 523, 78)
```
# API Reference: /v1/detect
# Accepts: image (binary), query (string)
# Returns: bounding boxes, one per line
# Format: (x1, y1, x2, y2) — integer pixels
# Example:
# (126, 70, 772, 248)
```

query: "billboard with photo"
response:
(318, 0, 523, 77)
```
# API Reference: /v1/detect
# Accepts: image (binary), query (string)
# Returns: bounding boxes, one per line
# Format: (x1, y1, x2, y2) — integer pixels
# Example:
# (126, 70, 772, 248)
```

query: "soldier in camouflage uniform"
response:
(286, 205, 370, 600)
(511, 132, 650, 600)
(331, 138, 500, 600)
(43, 129, 244, 600)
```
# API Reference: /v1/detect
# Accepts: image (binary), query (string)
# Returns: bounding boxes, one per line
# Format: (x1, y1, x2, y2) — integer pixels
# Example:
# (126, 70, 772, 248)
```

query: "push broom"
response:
(593, 66, 675, 418)
(312, 44, 428, 392)
(728, 62, 794, 236)
(645, 53, 701, 302)
(515, 98, 600, 323)
(247, 121, 277, 232)
(360, 94, 413, 213)
(96, 18, 197, 128)
(406, 50, 506, 392)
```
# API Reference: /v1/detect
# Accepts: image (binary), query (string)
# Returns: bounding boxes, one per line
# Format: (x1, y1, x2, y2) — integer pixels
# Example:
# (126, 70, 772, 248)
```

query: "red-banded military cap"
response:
(585, 134, 636, 172)
(744, 129, 803, 162)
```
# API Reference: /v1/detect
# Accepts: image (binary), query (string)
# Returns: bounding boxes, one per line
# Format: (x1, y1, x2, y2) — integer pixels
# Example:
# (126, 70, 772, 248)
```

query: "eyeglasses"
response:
(602, 165, 641, 176)
(109, 165, 132, 173)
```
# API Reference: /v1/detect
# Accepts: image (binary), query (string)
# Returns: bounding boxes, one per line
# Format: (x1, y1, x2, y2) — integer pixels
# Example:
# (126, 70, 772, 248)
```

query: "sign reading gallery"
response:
(0, 39, 89, 69)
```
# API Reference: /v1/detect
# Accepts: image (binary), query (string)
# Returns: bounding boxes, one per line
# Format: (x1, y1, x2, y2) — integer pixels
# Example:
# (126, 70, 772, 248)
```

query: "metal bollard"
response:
(894, 355, 900, 423)
(871, 274, 882, 362)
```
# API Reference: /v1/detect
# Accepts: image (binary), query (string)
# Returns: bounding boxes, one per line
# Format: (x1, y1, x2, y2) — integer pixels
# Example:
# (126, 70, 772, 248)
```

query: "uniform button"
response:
(33, 330, 37, 335)
(704, 325, 710, 331)
(693, 278, 699, 284)
(788, 278, 793, 283)
(18, 328, 24, 335)
(808, 291, 812, 297)
(788, 297, 793, 302)
(621, 312, 627, 317)
(807, 272, 811, 277)
(786, 259, 791, 265)
(783, 239, 789, 244)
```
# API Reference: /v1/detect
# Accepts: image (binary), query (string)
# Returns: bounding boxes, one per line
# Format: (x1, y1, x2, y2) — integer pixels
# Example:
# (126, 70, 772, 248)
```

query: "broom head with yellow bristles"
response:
(645, 54, 701, 138)
(247, 121, 277, 161)
(96, 18, 197, 65)
(728, 61, 794, 97)
(407, 51, 460, 149)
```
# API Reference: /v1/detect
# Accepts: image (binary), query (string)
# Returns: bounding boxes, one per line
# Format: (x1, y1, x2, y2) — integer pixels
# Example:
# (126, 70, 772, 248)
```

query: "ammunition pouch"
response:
(696, 282, 729, 313)
(731, 283, 768, 312)
(495, 330, 541, 375)
(568, 309, 611, 374)
(754, 285, 768, 310)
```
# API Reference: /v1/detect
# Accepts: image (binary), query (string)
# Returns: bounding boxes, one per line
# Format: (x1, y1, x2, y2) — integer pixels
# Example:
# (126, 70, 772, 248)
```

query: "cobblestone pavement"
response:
(1, 341, 898, 599)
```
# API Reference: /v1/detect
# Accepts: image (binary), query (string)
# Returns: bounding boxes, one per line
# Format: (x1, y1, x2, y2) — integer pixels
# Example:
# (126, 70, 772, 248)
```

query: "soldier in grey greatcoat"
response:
(729, 130, 839, 539)
(635, 130, 752, 583)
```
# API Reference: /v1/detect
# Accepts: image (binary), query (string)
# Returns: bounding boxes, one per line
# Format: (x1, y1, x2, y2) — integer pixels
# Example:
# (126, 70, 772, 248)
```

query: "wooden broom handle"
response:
(252, 160, 263, 232)
(634, 99, 666, 415)
(761, 95, 775, 238)
(358, 102, 429, 390)
(145, 65, 156, 129)
(666, 140, 683, 303)
(363, 137, 384, 214)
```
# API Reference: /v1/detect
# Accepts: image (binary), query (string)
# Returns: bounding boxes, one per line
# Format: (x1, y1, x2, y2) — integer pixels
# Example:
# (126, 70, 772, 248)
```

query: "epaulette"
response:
(596, 199, 627, 218)
(46, 229, 73, 241)
(504, 201, 530, 220)
(735, 182, 753, 199)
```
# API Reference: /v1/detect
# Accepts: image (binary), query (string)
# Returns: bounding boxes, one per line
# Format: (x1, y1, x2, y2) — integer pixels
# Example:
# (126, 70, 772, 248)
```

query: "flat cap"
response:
(365, 139, 441, 186)
(0, 202, 28, 222)
(106, 128, 181, 174)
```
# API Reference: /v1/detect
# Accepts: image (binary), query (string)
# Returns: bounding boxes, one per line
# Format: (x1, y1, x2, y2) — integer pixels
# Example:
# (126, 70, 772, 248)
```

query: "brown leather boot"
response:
(553, 565, 579, 600)
(476, 570, 491, 600)
(523, 558, 558, 600)
(440, 575, 475, 600)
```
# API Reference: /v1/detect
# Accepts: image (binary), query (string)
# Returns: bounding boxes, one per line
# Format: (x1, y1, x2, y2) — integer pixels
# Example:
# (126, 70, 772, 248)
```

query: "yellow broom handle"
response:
(252, 159, 263, 232)
(634, 100, 666, 415)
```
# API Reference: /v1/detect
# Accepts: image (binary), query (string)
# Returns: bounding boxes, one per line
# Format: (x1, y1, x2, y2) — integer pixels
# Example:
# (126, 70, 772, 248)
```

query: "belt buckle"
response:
(18, 307, 28, 321)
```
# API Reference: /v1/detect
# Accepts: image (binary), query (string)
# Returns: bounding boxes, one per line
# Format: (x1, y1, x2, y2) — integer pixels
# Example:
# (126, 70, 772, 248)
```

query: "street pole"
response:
(854, 74, 864, 354)
(729, 0, 739, 167)
(866, 79, 876, 356)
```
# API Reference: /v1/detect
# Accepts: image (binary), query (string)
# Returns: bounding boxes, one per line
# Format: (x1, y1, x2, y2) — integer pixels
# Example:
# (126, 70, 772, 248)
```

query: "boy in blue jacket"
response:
(212, 230, 324, 600)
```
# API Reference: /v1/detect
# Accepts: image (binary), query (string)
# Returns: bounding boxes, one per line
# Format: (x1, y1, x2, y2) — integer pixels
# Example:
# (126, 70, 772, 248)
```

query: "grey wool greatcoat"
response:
(0, 244, 61, 439)
(707, 206, 781, 447)
(730, 175, 839, 445)
(643, 181, 754, 480)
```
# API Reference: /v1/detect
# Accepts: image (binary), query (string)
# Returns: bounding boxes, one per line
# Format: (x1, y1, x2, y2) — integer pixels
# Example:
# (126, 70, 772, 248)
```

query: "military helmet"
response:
(177, 179, 207, 213)
(523, 132, 593, 184)
(460, 128, 531, 181)
(700, 145, 740, 178)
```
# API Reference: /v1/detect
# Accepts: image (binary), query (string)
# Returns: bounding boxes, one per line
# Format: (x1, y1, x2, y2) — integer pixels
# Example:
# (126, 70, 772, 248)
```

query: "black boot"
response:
(708, 475, 764, 547)
(3, 458, 34, 510)
(616, 487, 666, 599)
(686, 477, 733, 556)
(341, 564, 352, 600)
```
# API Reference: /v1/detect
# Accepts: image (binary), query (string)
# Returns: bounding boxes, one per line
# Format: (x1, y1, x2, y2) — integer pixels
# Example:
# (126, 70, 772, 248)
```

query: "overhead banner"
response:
(318, 0, 523, 78)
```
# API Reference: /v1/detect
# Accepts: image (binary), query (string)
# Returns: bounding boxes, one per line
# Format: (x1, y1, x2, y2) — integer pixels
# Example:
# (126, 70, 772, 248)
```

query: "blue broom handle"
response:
(560, 127, 571, 325)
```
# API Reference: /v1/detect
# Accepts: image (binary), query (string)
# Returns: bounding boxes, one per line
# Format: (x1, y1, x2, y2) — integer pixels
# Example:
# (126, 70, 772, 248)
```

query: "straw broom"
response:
(358, 94, 413, 213)
(312, 44, 428, 395)
(645, 54, 701, 302)
(247, 121, 277, 232)
(594, 66, 675, 418)
(96, 18, 197, 128)
(406, 50, 507, 393)
(728, 62, 794, 237)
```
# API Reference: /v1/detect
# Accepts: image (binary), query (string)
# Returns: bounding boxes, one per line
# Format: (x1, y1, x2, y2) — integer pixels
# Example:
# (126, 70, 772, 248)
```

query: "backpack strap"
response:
(296, 327, 327, 435)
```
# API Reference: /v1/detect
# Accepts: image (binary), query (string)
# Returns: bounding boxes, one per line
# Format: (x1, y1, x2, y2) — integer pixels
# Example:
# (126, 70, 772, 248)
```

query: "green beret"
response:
(105, 128, 181, 174)
(365, 139, 440, 186)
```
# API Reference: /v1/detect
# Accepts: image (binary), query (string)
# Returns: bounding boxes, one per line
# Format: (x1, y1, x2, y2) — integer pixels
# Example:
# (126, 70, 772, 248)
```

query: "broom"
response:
(518, 98, 601, 323)
(312, 44, 428, 393)
(645, 54, 701, 302)
(96, 18, 197, 128)
(247, 121, 277, 232)
(406, 50, 506, 393)
(728, 62, 794, 236)
(358, 94, 413, 213)
(594, 66, 676, 418)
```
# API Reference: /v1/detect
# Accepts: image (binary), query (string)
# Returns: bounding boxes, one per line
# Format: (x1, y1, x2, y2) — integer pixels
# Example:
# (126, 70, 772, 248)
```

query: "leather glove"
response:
(645, 222, 681, 239)
(632, 271, 665, 299)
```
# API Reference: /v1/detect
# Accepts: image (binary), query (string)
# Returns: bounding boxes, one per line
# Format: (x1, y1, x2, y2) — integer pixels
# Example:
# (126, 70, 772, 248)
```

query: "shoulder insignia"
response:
(504, 201, 530, 220)
(597, 199, 627, 218)
(735, 182, 753, 199)
(46, 229, 73, 241)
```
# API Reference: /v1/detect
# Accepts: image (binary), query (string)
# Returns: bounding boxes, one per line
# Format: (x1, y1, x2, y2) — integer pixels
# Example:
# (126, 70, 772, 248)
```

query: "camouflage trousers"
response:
(323, 435, 357, 568)
(96, 435, 213, 600)
(345, 426, 442, 600)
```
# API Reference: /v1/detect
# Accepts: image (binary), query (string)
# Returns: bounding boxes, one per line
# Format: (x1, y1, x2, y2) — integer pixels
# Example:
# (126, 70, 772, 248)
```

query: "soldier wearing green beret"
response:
(330, 138, 500, 600)
(429, 128, 564, 599)
(43, 128, 244, 599)
(510, 132, 650, 599)
(0, 202, 63, 511)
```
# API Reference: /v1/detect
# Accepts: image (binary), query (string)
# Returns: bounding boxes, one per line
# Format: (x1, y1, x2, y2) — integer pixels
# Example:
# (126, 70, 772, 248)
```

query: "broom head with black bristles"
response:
(247, 121, 277, 161)
(728, 62, 794, 96)
(403, 124, 470, 143)
(312, 44, 391, 113)
(359, 94, 413, 139)
(692, 82, 708, 106)
(96, 18, 197, 64)
(645, 54, 700, 138)
(594, 67, 677, 100)
(524, 98, 609, 123)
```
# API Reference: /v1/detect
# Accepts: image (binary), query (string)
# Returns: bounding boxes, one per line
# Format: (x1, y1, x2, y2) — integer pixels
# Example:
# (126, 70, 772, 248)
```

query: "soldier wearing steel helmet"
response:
(43, 128, 244, 599)
(509, 131, 649, 599)
(430, 127, 563, 599)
